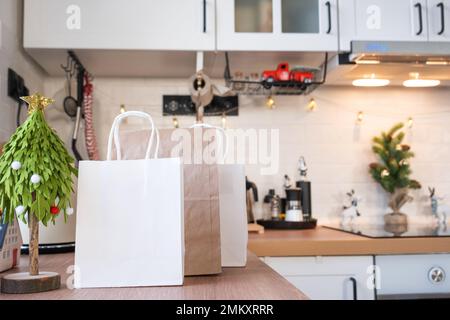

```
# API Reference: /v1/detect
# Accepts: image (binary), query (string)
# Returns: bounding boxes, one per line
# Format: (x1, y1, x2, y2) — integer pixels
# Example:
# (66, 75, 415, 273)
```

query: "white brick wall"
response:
(43, 76, 450, 224)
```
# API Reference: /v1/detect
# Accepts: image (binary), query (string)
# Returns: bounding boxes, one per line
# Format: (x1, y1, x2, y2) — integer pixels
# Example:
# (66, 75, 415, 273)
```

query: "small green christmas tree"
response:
(0, 93, 77, 277)
(369, 123, 421, 222)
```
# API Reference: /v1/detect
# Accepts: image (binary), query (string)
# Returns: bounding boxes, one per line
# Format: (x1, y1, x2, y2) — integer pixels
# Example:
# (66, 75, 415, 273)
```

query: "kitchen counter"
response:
(0, 252, 307, 300)
(249, 226, 450, 257)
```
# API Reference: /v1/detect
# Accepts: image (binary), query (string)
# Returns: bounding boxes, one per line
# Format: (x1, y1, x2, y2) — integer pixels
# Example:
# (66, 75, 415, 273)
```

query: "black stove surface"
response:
(323, 223, 450, 238)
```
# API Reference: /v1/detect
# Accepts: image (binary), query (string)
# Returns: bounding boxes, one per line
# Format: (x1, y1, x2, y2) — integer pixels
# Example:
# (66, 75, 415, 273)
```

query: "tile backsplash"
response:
(43, 77, 450, 224)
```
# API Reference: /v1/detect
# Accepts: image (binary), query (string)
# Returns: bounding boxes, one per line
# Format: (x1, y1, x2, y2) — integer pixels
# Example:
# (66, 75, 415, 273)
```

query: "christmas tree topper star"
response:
(20, 93, 55, 114)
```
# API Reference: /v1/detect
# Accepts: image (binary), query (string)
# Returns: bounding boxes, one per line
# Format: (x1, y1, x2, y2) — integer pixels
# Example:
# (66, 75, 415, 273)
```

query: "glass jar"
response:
(285, 202, 302, 222)
(270, 194, 281, 220)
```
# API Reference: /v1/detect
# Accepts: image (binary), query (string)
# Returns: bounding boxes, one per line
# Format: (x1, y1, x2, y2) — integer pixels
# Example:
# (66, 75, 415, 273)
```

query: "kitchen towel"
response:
(74, 111, 184, 288)
(116, 126, 222, 276)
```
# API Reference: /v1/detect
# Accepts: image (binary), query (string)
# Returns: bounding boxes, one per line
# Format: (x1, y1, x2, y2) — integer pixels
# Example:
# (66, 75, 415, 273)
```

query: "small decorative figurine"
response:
(0, 93, 77, 294)
(283, 174, 292, 189)
(341, 190, 361, 225)
(298, 156, 308, 179)
(429, 187, 449, 225)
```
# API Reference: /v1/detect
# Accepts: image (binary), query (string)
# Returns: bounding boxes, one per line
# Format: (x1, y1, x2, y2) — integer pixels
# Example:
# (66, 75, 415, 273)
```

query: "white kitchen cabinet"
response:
(24, 0, 215, 51)
(428, 0, 450, 41)
(264, 256, 376, 300)
(376, 254, 450, 297)
(216, 0, 338, 51)
(339, 0, 429, 51)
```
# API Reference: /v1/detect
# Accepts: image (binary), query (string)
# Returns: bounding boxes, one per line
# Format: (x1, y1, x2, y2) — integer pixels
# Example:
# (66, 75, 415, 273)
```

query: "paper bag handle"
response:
(107, 111, 160, 160)
(190, 123, 228, 160)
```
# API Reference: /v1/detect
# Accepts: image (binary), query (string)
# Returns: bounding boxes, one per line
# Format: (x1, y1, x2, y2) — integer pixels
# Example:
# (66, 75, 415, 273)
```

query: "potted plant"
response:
(369, 123, 421, 227)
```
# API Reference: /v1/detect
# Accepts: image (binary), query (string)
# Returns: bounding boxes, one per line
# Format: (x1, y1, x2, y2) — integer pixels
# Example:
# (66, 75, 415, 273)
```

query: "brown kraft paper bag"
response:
(114, 127, 222, 276)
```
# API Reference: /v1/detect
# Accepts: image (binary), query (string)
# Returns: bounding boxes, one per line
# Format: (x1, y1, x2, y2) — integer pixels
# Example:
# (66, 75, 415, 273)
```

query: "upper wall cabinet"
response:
(428, 0, 450, 42)
(216, 0, 339, 51)
(23, 0, 215, 51)
(339, 0, 428, 51)
(339, 0, 450, 51)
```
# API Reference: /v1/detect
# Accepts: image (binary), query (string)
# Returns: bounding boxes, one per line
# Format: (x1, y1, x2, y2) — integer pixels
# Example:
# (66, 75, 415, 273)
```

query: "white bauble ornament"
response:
(381, 169, 390, 178)
(11, 161, 22, 170)
(15, 205, 25, 215)
(66, 207, 74, 216)
(30, 174, 41, 184)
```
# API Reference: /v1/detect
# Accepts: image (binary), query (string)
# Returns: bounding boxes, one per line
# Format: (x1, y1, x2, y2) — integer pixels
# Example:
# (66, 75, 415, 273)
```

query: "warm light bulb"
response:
(407, 117, 413, 128)
(172, 117, 179, 128)
(120, 104, 126, 114)
(307, 98, 317, 112)
(356, 111, 364, 124)
(221, 113, 227, 129)
(266, 95, 276, 109)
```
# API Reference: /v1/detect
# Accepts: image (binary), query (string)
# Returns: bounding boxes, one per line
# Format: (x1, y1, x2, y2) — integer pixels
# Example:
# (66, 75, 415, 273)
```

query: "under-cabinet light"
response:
(352, 74, 390, 87)
(355, 59, 380, 65)
(403, 73, 440, 87)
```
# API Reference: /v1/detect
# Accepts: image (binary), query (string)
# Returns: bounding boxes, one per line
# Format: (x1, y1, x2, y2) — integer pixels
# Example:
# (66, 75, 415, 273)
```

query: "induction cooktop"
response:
(323, 223, 450, 238)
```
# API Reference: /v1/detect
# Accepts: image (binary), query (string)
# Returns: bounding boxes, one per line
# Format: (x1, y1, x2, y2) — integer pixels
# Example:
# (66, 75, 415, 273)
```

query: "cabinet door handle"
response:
(203, 0, 207, 33)
(325, 1, 332, 34)
(438, 2, 445, 35)
(415, 3, 424, 35)
(349, 277, 358, 300)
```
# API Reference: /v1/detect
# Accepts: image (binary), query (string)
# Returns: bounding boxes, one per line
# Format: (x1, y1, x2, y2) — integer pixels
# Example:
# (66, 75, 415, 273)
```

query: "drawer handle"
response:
(415, 3, 424, 35)
(325, 1, 332, 34)
(203, 0, 207, 33)
(438, 2, 445, 35)
(349, 277, 358, 300)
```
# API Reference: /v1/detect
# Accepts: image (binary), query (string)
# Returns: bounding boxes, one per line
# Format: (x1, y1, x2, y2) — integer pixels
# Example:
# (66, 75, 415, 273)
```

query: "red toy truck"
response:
(261, 63, 314, 88)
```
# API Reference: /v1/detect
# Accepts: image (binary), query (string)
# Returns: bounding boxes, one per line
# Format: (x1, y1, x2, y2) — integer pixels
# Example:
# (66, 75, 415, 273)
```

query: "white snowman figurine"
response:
(341, 189, 361, 225)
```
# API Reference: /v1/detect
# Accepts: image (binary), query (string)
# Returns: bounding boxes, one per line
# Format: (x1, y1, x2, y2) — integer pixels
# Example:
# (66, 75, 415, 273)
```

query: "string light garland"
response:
(96, 88, 450, 131)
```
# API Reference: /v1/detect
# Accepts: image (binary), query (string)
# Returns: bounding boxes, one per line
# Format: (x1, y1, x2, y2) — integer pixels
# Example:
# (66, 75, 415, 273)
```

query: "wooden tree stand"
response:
(1, 212, 60, 294)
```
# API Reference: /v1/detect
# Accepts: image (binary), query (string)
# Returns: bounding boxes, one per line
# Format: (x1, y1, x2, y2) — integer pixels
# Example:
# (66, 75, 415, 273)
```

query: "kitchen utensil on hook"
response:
(62, 56, 78, 118)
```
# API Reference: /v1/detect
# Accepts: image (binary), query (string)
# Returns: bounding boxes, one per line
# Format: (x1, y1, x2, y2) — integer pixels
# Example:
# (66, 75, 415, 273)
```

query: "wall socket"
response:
(8, 68, 29, 102)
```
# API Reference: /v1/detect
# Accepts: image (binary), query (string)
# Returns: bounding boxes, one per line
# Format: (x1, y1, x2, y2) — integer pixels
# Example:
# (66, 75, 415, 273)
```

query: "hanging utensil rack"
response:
(60, 51, 92, 162)
(224, 52, 328, 96)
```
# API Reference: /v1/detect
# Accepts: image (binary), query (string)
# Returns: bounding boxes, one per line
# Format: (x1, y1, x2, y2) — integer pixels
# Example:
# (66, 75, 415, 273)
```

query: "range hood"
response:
(327, 41, 450, 86)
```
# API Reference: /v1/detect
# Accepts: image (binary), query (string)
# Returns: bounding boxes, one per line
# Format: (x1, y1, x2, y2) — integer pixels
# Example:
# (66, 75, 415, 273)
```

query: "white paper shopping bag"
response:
(218, 164, 248, 267)
(74, 111, 184, 288)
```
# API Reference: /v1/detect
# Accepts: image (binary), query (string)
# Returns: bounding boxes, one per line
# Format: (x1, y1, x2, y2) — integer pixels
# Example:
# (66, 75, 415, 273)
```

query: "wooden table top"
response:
(249, 226, 450, 257)
(0, 252, 307, 300)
